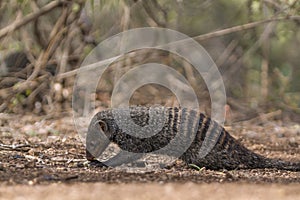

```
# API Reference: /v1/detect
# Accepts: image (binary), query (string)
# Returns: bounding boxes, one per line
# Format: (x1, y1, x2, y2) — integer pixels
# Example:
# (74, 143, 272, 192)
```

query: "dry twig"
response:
(57, 15, 300, 79)
(0, 143, 31, 152)
(0, 1, 66, 40)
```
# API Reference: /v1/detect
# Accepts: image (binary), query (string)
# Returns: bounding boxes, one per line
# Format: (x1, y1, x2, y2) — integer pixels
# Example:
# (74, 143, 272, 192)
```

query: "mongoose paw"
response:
(89, 160, 108, 168)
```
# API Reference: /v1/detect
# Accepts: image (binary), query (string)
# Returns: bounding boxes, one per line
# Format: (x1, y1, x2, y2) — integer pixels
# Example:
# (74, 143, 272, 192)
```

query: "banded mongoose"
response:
(86, 106, 300, 171)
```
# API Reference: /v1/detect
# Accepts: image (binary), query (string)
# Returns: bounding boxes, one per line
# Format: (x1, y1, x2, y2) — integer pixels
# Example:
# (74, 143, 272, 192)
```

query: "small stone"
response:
(28, 180, 34, 185)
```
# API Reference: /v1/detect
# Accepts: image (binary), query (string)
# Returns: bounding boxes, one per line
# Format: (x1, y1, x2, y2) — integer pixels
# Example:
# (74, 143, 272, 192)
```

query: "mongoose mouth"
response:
(86, 149, 96, 161)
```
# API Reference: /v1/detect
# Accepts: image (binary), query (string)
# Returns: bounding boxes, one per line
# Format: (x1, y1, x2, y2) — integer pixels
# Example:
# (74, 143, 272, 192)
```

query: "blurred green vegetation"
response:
(86, 0, 299, 112)
(0, 0, 299, 119)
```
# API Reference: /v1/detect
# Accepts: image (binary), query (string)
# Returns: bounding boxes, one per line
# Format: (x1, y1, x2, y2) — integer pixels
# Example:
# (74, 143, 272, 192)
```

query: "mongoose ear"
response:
(97, 120, 108, 132)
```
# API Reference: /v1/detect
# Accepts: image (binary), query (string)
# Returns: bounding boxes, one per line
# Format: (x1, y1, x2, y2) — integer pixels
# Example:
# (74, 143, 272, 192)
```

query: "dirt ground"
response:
(1, 182, 300, 200)
(0, 112, 300, 199)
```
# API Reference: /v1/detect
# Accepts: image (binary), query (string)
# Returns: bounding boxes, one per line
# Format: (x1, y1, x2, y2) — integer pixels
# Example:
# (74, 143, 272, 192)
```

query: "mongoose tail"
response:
(86, 106, 300, 171)
(183, 126, 300, 171)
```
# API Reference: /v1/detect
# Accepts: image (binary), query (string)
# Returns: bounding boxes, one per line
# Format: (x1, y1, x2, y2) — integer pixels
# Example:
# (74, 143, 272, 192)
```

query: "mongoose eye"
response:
(97, 120, 108, 132)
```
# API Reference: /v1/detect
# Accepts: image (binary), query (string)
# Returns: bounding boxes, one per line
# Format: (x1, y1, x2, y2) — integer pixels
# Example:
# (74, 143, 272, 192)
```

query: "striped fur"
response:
(86, 106, 300, 171)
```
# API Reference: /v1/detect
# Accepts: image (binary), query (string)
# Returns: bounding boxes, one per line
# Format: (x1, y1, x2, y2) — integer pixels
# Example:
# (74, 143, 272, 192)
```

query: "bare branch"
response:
(57, 15, 300, 79)
(194, 15, 300, 42)
(0, 1, 66, 40)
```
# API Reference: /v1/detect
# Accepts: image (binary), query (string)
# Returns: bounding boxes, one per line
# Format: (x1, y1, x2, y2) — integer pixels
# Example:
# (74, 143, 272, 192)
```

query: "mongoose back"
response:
(86, 106, 300, 171)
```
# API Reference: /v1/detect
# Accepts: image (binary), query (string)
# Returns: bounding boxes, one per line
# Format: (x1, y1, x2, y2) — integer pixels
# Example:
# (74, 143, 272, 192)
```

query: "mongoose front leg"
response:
(102, 150, 144, 167)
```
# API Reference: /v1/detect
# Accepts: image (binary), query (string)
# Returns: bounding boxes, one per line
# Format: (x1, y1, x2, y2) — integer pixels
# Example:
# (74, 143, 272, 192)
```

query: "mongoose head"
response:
(86, 109, 120, 161)
(86, 116, 111, 161)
